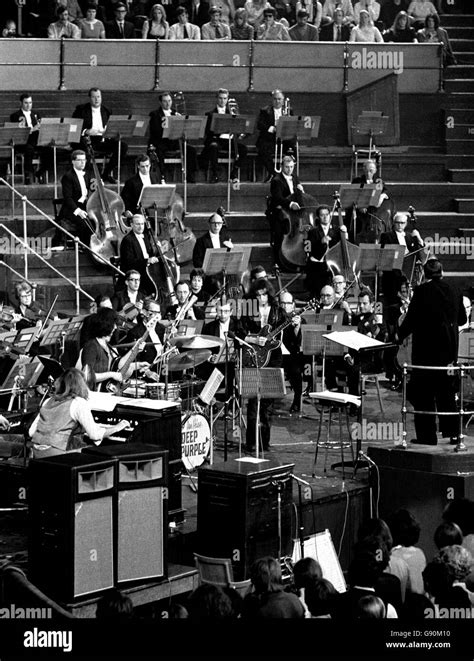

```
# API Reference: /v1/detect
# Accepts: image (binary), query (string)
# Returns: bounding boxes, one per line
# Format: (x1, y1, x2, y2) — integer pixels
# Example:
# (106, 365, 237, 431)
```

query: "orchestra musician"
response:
(349, 158, 391, 244)
(72, 87, 128, 185)
(148, 91, 197, 184)
(305, 205, 346, 299)
(385, 278, 411, 390)
(279, 290, 306, 414)
(190, 268, 212, 305)
(120, 153, 160, 218)
(256, 89, 296, 182)
(267, 155, 305, 264)
(119, 213, 165, 298)
(29, 367, 129, 459)
(398, 259, 466, 446)
(9, 93, 52, 184)
(80, 294, 113, 348)
(201, 88, 247, 184)
(13, 281, 46, 331)
(112, 270, 146, 315)
(165, 280, 205, 321)
(192, 212, 233, 269)
(54, 150, 92, 248)
(243, 278, 284, 452)
(122, 299, 165, 367)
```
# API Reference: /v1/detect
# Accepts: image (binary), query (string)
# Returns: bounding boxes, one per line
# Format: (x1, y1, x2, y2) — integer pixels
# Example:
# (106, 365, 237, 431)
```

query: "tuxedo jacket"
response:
(111, 289, 146, 313)
(256, 105, 294, 149)
(269, 171, 302, 210)
(104, 19, 135, 38)
(120, 171, 160, 214)
(282, 317, 306, 355)
(319, 21, 351, 41)
(60, 168, 92, 220)
(119, 230, 156, 275)
(204, 105, 232, 146)
(10, 109, 41, 146)
(149, 107, 180, 149)
(192, 230, 232, 268)
(202, 317, 245, 341)
(380, 230, 422, 254)
(307, 224, 341, 261)
(72, 103, 111, 135)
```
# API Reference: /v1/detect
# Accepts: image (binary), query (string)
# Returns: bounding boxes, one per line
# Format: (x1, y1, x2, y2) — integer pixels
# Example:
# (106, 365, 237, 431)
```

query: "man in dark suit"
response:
(256, 88, 296, 182)
(349, 158, 391, 244)
(148, 91, 197, 183)
(9, 92, 52, 184)
(380, 211, 425, 306)
(279, 290, 306, 414)
(120, 153, 160, 217)
(105, 2, 135, 37)
(111, 269, 146, 313)
(305, 204, 345, 298)
(319, 7, 352, 40)
(201, 87, 247, 183)
(399, 259, 466, 446)
(57, 149, 93, 246)
(119, 213, 164, 297)
(192, 212, 233, 269)
(268, 155, 305, 264)
(72, 87, 128, 184)
(165, 280, 204, 321)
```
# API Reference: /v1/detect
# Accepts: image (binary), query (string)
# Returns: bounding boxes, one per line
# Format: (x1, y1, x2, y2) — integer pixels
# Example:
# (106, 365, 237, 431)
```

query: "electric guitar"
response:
(104, 314, 159, 395)
(242, 300, 316, 368)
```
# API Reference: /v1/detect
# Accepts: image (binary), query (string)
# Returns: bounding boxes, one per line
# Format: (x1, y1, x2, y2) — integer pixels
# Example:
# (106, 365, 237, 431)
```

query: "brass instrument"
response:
(274, 97, 291, 174)
(172, 91, 187, 180)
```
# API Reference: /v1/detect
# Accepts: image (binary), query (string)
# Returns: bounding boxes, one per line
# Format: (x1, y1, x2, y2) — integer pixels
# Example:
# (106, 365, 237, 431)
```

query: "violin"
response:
(279, 189, 319, 272)
(83, 135, 126, 264)
(325, 192, 361, 284)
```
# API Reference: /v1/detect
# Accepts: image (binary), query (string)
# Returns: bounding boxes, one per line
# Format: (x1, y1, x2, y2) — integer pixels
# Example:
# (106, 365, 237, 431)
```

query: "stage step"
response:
(442, 15, 474, 28)
(451, 39, 474, 52)
(444, 65, 474, 79)
(446, 26, 474, 39)
(448, 168, 474, 182)
(444, 79, 474, 93)
(454, 198, 474, 213)
(455, 52, 474, 64)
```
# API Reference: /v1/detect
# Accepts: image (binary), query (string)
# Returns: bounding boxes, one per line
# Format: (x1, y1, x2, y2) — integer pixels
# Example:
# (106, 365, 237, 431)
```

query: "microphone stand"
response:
(291, 473, 310, 559)
(223, 331, 229, 461)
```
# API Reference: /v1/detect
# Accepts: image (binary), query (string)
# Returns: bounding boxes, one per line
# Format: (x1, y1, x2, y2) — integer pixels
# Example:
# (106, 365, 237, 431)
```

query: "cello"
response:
(279, 188, 319, 272)
(142, 215, 179, 306)
(84, 135, 126, 264)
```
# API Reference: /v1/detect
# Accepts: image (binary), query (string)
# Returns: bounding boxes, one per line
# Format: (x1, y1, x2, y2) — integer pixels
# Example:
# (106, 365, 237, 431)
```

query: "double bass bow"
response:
(84, 135, 126, 264)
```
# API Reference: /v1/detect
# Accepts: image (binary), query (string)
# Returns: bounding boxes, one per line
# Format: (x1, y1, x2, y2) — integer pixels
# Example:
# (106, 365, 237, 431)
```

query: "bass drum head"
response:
(181, 412, 211, 471)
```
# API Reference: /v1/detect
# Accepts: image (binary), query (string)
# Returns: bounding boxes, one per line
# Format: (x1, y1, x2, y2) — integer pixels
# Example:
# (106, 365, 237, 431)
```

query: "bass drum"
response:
(181, 412, 211, 471)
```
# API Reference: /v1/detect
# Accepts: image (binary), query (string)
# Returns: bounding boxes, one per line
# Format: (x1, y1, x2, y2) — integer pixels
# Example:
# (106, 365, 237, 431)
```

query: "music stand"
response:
(138, 184, 176, 236)
(402, 245, 430, 286)
(202, 248, 249, 298)
(15, 326, 41, 354)
(209, 113, 255, 211)
(163, 115, 206, 213)
(103, 115, 141, 191)
(278, 115, 321, 176)
(358, 243, 404, 300)
(302, 324, 349, 396)
(339, 184, 380, 243)
(200, 367, 225, 465)
(38, 355, 64, 380)
(352, 111, 388, 177)
(39, 318, 74, 347)
(37, 121, 70, 199)
(0, 126, 30, 214)
(241, 367, 286, 460)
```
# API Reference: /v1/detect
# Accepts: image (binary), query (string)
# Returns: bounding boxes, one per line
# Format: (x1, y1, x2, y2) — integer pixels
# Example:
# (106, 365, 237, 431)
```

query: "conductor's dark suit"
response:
(399, 277, 466, 444)
(256, 105, 296, 177)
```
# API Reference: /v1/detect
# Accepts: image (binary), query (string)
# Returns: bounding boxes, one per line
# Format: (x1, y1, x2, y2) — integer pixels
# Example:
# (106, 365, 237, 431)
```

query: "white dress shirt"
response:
(91, 106, 105, 134)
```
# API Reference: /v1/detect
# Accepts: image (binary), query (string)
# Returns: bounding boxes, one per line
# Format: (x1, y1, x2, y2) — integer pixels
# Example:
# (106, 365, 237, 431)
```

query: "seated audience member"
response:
(442, 498, 474, 560)
(349, 9, 383, 41)
(289, 9, 319, 40)
(422, 559, 471, 613)
(296, 0, 322, 28)
(383, 10, 417, 41)
(230, 8, 254, 38)
(105, 2, 136, 37)
(434, 522, 464, 551)
(201, 6, 231, 39)
(186, 584, 236, 620)
(407, 0, 439, 30)
(304, 578, 338, 618)
(319, 7, 352, 40)
(242, 556, 306, 619)
(416, 13, 457, 66)
(2, 19, 17, 38)
(28, 368, 128, 458)
(353, 0, 381, 24)
(141, 3, 169, 38)
(169, 7, 201, 39)
(356, 594, 386, 619)
(78, 3, 106, 38)
(388, 509, 427, 595)
(321, 0, 355, 25)
(379, 0, 409, 31)
(96, 589, 134, 619)
(435, 545, 474, 604)
(47, 6, 81, 38)
(256, 6, 290, 39)
(244, 0, 271, 31)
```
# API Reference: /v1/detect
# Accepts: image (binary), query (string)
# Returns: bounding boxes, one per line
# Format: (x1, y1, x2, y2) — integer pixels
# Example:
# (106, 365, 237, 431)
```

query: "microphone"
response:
(358, 450, 377, 467)
(290, 473, 311, 487)
(227, 330, 255, 352)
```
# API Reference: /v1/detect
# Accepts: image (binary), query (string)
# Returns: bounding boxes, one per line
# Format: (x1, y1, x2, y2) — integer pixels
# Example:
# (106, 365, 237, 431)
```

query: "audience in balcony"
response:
(353, 0, 380, 25)
(319, 7, 352, 40)
(230, 8, 254, 39)
(208, 0, 236, 24)
(322, 0, 355, 25)
(256, 6, 291, 39)
(416, 13, 457, 65)
(379, 0, 409, 30)
(201, 5, 231, 38)
(78, 2, 106, 38)
(141, 2, 170, 37)
(383, 10, 417, 42)
(295, 0, 322, 29)
(105, 2, 136, 36)
(1, 19, 17, 37)
(168, 6, 201, 38)
(407, 0, 439, 30)
(289, 8, 319, 39)
(349, 8, 383, 41)
(244, 0, 271, 31)
(47, 5, 81, 37)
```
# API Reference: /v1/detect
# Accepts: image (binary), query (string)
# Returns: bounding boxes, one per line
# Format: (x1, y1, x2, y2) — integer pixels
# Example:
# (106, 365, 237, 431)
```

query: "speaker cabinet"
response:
(84, 443, 168, 584)
(29, 453, 115, 603)
(197, 459, 294, 581)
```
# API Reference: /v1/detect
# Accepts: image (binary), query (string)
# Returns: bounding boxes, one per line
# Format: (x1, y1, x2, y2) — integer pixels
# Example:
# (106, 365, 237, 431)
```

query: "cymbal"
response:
(170, 335, 224, 350)
(167, 349, 212, 372)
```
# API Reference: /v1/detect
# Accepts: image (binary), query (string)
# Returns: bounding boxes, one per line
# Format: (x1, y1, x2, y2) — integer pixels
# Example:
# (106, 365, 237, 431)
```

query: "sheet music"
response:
(309, 390, 361, 407)
(200, 368, 224, 405)
(324, 330, 384, 351)
(88, 391, 119, 412)
(292, 530, 347, 593)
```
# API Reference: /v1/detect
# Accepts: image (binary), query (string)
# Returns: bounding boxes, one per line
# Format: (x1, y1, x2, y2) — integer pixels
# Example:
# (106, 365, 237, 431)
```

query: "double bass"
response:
(279, 188, 319, 272)
(84, 135, 127, 264)
(142, 215, 179, 306)
(325, 192, 361, 284)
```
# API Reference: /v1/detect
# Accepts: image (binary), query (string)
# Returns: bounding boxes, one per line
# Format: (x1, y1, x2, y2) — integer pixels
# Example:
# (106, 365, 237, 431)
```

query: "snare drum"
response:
(145, 383, 181, 401)
(181, 412, 211, 470)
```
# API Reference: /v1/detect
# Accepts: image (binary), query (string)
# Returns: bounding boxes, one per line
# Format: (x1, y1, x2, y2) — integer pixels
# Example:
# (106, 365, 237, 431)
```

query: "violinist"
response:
(305, 205, 346, 299)
(349, 158, 391, 243)
(148, 91, 197, 184)
(165, 281, 205, 321)
(112, 270, 146, 316)
(72, 87, 128, 185)
(55, 150, 92, 248)
(256, 88, 296, 182)
(201, 87, 247, 184)
(9, 93, 52, 185)
(279, 291, 306, 414)
(13, 281, 46, 331)
(268, 155, 305, 264)
(120, 153, 160, 218)
(119, 213, 166, 299)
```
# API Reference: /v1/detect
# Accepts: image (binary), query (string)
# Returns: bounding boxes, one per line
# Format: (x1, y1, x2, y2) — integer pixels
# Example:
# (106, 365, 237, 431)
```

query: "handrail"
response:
(0, 260, 35, 291)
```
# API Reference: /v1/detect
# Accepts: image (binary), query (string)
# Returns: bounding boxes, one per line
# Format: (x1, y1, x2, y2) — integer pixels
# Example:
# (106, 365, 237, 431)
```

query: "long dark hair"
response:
(53, 367, 89, 402)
